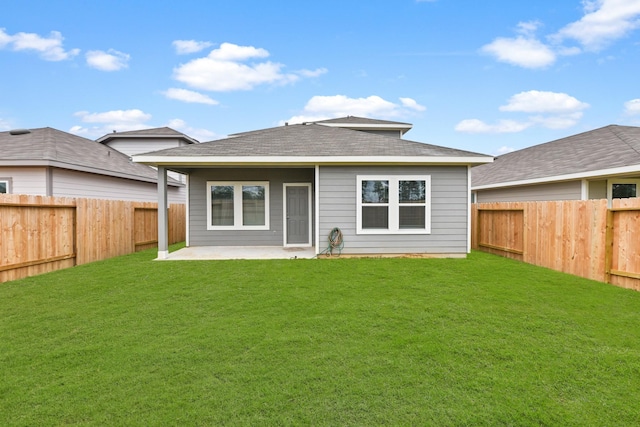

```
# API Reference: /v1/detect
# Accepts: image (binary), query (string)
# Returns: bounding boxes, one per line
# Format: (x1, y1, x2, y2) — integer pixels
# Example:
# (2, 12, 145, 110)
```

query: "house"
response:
(471, 125, 640, 204)
(132, 116, 493, 259)
(0, 127, 184, 202)
(96, 127, 198, 185)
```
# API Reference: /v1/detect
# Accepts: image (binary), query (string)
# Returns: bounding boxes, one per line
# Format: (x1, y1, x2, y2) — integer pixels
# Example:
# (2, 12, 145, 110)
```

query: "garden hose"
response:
(322, 227, 344, 256)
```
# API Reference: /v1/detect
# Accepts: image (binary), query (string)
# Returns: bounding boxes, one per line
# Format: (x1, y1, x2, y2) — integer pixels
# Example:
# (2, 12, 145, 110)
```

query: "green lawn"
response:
(1, 248, 639, 426)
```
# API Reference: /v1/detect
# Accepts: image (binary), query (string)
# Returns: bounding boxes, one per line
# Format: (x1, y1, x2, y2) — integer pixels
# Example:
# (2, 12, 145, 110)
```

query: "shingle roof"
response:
(96, 127, 199, 144)
(471, 125, 640, 188)
(0, 127, 179, 184)
(314, 116, 412, 126)
(138, 123, 487, 160)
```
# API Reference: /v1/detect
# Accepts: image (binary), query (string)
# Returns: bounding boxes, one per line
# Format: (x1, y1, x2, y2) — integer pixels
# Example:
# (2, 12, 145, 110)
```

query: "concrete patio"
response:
(158, 246, 317, 260)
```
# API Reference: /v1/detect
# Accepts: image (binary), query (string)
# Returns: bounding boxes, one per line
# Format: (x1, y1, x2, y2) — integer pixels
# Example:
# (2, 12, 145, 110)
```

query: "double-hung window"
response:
(206, 181, 269, 230)
(357, 175, 431, 234)
(0, 179, 9, 194)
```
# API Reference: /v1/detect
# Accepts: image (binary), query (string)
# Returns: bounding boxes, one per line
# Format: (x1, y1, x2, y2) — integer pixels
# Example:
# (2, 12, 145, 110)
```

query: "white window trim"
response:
(356, 175, 431, 235)
(206, 181, 270, 231)
(607, 178, 640, 203)
(0, 178, 10, 194)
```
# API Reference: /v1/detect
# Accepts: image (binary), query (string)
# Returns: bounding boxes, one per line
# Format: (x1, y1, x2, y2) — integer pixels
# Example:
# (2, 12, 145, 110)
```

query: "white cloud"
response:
(516, 20, 543, 37)
(456, 90, 589, 134)
(499, 90, 590, 113)
(624, 98, 640, 115)
(481, 35, 556, 68)
(454, 119, 531, 134)
(173, 42, 323, 91)
(483, 2, 640, 68)
(0, 28, 79, 61)
(86, 49, 130, 71)
(162, 88, 219, 105)
(553, 0, 640, 51)
(71, 109, 152, 136)
(69, 110, 219, 142)
(165, 118, 221, 142)
(208, 43, 269, 61)
(529, 112, 585, 129)
(282, 95, 426, 124)
(0, 30, 11, 47)
(400, 97, 427, 112)
(296, 68, 328, 78)
(172, 39, 213, 54)
(75, 109, 151, 125)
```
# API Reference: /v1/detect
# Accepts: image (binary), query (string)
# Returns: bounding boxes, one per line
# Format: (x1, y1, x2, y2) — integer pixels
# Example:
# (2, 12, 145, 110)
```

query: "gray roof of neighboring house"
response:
(471, 125, 640, 188)
(0, 127, 180, 185)
(314, 116, 412, 126)
(135, 122, 489, 161)
(96, 127, 199, 144)
(313, 116, 413, 135)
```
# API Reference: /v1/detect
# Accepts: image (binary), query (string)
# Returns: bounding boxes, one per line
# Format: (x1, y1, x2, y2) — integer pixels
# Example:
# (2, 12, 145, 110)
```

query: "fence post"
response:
(604, 209, 614, 284)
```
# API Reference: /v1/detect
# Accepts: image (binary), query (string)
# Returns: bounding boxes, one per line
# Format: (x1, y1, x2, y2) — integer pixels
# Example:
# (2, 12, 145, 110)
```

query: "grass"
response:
(1, 247, 640, 426)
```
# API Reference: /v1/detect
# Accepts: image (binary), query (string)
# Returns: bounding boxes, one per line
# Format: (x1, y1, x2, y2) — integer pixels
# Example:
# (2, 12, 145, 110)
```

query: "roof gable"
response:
(96, 127, 199, 144)
(471, 125, 640, 188)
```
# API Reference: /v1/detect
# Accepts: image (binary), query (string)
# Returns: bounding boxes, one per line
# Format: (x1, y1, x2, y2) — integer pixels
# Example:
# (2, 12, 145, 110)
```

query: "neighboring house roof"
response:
(133, 121, 492, 167)
(0, 127, 181, 185)
(472, 125, 640, 190)
(313, 116, 413, 135)
(96, 127, 199, 145)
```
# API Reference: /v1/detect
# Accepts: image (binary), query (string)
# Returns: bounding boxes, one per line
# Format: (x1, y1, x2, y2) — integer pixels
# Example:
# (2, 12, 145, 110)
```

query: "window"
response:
(607, 178, 640, 202)
(0, 179, 9, 194)
(206, 181, 269, 230)
(357, 175, 431, 234)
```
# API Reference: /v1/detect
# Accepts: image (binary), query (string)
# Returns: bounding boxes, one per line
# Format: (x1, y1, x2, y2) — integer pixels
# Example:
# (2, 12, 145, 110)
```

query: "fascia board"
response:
(132, 155, 495, 167)
(472, 164, 640, 190)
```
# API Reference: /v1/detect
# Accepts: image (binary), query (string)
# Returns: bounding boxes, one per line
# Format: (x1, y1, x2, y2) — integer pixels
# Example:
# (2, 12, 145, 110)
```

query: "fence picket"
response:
(473, 199, 639, 291)
(0, 194, 185, 283)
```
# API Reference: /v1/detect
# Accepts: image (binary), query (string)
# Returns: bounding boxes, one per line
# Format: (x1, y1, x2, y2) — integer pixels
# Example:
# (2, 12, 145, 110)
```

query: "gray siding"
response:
(0, 167, 48, 195)
(0, 165, 184, 202)
(105, 137, 188, 184)
(318, 166, 469, 255)
(475, 181, 582, 202)
(189, 168, 314, 246)
(103, 137, 189, 157)
(588, 180, 607, 199)
(53, 168, 185, 203)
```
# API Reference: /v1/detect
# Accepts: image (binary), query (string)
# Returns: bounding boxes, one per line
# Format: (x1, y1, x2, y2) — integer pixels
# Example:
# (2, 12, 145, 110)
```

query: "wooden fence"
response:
(472, 198, 640, 291)
(0, 194, 186, 283)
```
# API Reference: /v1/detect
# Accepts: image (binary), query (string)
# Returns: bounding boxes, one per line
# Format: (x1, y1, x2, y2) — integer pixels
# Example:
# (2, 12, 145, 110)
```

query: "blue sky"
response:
(1, 0, 640, 155)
